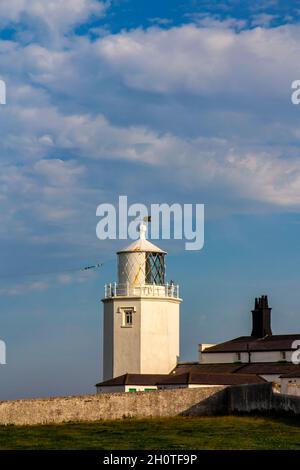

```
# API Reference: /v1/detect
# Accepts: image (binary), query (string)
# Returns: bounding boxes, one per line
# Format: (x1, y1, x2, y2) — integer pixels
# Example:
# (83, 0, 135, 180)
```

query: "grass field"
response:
(0, 415, 300, 450)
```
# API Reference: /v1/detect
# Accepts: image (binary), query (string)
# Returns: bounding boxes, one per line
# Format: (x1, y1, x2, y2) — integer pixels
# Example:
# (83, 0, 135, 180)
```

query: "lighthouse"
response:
(102, 222, 182, 380)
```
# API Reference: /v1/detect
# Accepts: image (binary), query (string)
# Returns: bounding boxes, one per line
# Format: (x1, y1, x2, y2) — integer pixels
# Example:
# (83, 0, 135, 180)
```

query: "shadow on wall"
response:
(228, 383, 300, 415)
(181, 389, 228, 416)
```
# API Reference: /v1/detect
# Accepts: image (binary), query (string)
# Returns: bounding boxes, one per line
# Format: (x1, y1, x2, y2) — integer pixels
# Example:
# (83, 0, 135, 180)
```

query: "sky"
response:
(1, 0, 300, 399)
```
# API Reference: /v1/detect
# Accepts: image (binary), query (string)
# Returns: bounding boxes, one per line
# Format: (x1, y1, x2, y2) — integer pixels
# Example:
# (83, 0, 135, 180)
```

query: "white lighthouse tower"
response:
(102, 222, 182, 380)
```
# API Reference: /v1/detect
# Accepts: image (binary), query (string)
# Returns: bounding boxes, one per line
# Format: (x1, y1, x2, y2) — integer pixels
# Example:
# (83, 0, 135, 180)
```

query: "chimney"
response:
(251, 295, 272, 338)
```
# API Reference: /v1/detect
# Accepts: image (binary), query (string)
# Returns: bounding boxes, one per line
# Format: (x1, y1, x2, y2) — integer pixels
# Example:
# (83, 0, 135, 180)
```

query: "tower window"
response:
(145, 253, 165, 285)
(124, 309, 133, 327)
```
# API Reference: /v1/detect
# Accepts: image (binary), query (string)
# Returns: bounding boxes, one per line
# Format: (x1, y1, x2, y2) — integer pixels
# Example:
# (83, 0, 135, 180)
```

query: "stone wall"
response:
(1, 383, 300, 426)
(0, 387, 227, 425)
(228, 383, 300, 415)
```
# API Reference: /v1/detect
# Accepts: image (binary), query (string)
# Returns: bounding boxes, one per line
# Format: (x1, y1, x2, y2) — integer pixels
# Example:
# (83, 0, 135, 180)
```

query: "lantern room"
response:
(117, 222, 166, 287)
(103, 222, 180, 299)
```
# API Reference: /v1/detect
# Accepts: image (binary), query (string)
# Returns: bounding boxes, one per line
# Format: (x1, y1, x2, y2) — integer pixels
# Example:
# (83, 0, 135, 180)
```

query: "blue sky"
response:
(1, 0, 300, 399)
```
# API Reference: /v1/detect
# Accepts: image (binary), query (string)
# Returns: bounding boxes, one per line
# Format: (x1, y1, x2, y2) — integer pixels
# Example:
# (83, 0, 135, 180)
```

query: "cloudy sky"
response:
(1, 0, 300, 399)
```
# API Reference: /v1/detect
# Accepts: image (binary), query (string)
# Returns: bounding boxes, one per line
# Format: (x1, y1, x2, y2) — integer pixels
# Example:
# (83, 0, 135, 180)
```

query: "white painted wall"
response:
(188, 384, 220, 388)
(200, 352, 241, 364)
(140, 297, 180, 375)
(96, 385, 125, 394)
(200, 350, 292, 364)
(96, 385, 158, 394)
(281, 377, 300, 396)
(103, 301, 114, 381)
(125, 385, 158, 392)
(159, 384, 223, 389)
(198, 344, 216, 363)
(103, 296, 181, 379)
(103, 297, 141, 380)
(260, 374, 281, 384)
(251, 351, 292, 362)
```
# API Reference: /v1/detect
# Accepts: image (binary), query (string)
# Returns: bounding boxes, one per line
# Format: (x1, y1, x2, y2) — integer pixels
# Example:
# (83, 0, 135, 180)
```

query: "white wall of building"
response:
(103, 296, 180, 379)
(140, 297, 180, 375)
(96, 385, 125, 394)
(103, 297, 141, 380)
(198, 344, 216, 363)
(200, 350, 292, 364)
(103, 301, 114, 381)
(281, 378, 300, 396)
(260, 374, 281, 384)
(159, 384, 223, 390)
(125, 385, 158, 392)
(96, 385, 158, 394)
(200, 352, 242, 364)
(251, 351, 292, 362)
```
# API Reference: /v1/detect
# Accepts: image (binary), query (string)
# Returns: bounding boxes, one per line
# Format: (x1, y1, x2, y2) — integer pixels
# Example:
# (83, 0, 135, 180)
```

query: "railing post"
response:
(166, 282, 168, 297)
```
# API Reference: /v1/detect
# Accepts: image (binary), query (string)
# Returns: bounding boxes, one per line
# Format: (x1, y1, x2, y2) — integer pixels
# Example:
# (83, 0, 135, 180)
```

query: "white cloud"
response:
(95, 23, 300, 96)
(0, 270, 95, 296)
(2, 18, 300, 256)
(0, 280, 50, 296)
(0, 0, 108, 42)
(34, 159, 85, 186)
(250, 13, 278, 27)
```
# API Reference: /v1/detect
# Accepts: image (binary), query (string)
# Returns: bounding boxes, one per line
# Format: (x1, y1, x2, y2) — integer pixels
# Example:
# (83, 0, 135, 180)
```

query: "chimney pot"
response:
(251, 295, 272, 338)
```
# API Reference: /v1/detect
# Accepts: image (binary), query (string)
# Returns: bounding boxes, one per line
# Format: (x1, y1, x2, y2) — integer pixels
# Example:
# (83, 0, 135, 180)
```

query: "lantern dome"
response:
(117, 223, 166, 254)
(117, 223, 166, 286)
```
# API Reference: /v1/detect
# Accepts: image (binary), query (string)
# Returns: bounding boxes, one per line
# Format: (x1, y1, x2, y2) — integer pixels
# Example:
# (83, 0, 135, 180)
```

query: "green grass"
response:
(0, 415, 300, 450)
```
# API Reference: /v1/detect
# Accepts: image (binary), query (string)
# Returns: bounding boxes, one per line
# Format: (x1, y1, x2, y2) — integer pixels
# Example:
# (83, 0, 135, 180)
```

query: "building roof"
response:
(157, 372, 266, 386)
(96, 362, 300, 388)
(280, 371, 300, 379)
(202, 334, 300, 353)
(96, 370, 266, 388)
(236, 363, 300, 375)
(171, 362, 244, 375)
(96, 373, 169, 387)
(172, 362, 300, 376)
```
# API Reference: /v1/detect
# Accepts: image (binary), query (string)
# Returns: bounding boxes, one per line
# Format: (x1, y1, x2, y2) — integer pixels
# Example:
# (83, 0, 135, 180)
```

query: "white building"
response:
(199, 296, 300, 370)
(97, 246, 300, 394)
(96, 371, 265, 394)
(280, 373, 300, 396)
(96, 373, 167, 394)
(101, 222, 182, 381)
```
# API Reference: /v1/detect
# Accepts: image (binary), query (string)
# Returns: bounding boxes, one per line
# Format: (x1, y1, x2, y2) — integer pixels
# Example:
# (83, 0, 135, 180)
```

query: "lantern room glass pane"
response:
(145, 253, 165, 285)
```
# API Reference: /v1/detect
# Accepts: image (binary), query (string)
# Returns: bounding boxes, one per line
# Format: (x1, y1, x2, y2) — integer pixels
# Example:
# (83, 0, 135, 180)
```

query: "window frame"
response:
(121, 308, 134, 328)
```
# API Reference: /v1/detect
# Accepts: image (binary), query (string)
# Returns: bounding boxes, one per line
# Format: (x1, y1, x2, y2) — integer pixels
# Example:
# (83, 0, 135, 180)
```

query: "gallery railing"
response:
(103, 282, 180, 299)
